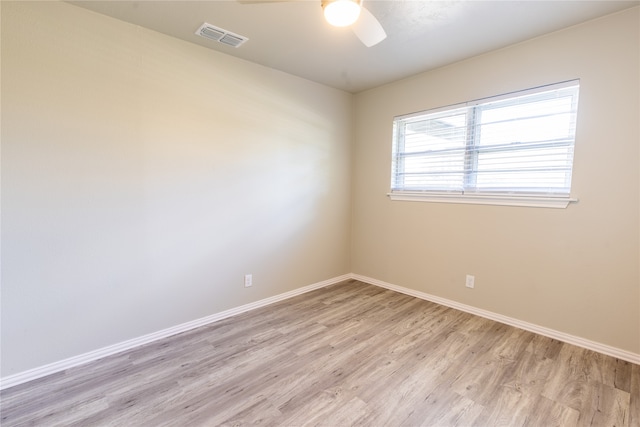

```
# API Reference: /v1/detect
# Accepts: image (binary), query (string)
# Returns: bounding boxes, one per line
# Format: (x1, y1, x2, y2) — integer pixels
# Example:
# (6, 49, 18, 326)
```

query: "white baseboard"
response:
(3, 272, 637, 391)
(0, 274, 352, 391)
(350, 273, 640, 365)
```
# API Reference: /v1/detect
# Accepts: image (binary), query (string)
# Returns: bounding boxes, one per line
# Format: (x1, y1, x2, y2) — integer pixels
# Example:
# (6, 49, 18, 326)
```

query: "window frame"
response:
(389, 80, 580, 208)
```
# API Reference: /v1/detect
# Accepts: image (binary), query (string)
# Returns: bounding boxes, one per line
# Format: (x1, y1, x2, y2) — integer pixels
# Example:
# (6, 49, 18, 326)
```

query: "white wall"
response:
(1, 1, 352, 376)
(352, 7, 640, 354)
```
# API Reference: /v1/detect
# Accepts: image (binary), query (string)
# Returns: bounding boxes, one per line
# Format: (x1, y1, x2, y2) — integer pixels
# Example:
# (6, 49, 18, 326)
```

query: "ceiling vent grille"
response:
(195, 23, 248, 48)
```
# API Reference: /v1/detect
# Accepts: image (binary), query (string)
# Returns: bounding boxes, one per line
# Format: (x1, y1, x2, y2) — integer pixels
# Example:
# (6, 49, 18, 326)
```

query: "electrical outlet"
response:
(244, 274, 252, 288)
(465, 275, 475, 289)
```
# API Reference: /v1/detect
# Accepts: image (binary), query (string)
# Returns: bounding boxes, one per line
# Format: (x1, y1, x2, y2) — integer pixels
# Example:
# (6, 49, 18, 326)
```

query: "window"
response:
(390, 81, 580, 208)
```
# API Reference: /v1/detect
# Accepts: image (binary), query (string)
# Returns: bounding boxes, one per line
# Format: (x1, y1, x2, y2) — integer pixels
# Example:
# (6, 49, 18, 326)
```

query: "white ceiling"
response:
(69, 0, 639, 93)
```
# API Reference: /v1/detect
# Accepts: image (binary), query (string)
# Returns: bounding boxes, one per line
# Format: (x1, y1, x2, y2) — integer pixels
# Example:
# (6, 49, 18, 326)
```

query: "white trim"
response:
(388, 192, 578, 208)
(393, 80, 580, 121)
(0, 274, 351, 390)
(3, 272, 637, 390)
(350, 273, 640, 365)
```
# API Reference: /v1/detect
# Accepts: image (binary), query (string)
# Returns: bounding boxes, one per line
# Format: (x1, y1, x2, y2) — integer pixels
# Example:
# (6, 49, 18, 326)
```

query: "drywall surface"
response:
(352, 7, 640, 354)
(1, 1, 352, 376)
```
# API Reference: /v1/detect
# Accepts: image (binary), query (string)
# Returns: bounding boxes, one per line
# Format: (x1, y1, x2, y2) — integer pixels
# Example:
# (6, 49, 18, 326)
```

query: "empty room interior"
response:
(1, 0, 639, 425)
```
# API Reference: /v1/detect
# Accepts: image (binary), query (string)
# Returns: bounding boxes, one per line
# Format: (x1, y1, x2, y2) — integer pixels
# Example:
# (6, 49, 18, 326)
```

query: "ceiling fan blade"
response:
(351, 5, 386, 47)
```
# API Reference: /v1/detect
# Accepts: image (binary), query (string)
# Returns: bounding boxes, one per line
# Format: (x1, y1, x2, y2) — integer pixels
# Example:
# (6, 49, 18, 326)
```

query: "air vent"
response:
(195, 23, 248, 48)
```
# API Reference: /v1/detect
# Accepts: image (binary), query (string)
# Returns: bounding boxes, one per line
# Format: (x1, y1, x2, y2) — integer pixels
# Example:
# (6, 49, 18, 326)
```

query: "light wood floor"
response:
(1, 280, 638, 426)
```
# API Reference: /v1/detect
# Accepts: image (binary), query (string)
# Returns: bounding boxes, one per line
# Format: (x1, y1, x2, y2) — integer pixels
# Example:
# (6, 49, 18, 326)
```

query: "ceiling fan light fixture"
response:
(323, 0, 361, 27)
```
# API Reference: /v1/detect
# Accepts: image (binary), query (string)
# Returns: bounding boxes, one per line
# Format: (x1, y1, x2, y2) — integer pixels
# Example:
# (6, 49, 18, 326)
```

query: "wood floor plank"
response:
(630, 363, 640, 427)
(1, 279, 637, 426)
(522, 395, 580, 427)
(615, 358, 633, 393)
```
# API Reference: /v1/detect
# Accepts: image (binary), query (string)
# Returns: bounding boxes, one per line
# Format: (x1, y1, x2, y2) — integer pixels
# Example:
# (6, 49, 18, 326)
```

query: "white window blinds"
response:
(391, 81, 580, 200)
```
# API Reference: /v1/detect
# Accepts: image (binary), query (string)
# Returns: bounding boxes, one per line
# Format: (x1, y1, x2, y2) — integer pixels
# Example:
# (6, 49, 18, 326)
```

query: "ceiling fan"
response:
(238, 0, 387, 47)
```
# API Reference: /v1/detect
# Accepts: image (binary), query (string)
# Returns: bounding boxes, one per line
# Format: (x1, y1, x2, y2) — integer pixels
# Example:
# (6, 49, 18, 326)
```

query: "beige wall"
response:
(2, 1, 639, 379)
(352, 7, 640, 354)
(1, 1, 352, 376)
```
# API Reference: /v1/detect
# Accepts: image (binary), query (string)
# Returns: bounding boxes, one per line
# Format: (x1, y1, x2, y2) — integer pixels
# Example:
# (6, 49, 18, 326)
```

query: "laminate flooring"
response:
(1, 280, 639, 426)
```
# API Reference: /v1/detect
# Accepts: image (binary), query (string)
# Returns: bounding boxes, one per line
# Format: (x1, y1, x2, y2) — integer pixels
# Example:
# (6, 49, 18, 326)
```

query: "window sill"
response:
(387, 192, 578, 208)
